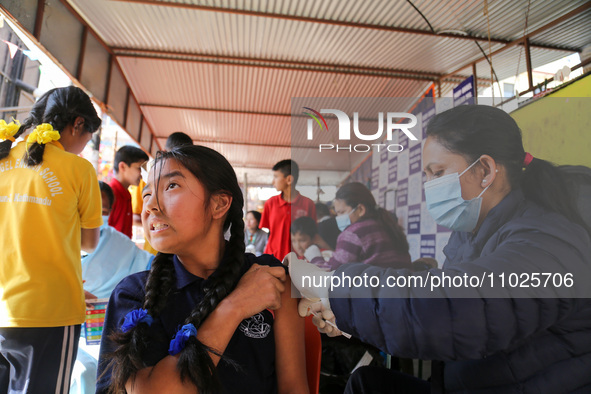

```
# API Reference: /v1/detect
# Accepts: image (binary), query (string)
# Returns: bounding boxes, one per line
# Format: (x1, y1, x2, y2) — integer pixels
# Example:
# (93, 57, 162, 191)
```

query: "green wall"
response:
(511, 74, 591, 167)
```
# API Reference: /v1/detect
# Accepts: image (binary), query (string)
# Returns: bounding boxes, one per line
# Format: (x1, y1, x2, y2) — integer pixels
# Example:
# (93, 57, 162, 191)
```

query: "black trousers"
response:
(344, 366, 430, 394)
(0, 325, 81, 394)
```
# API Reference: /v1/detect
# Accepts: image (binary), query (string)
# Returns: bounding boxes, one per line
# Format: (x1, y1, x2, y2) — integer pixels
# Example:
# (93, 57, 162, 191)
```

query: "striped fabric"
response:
(56, 325, 76, 394)
(0, 325, 80, 393)
(311, 218, 411, 271)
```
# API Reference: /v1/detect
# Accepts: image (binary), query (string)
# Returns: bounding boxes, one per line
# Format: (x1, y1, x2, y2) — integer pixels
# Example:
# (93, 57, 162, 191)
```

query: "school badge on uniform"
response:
(239, 312, 271, 339)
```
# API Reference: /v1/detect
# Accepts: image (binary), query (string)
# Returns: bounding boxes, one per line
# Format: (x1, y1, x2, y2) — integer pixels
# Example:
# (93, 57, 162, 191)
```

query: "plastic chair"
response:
(304, 315, 322, 394)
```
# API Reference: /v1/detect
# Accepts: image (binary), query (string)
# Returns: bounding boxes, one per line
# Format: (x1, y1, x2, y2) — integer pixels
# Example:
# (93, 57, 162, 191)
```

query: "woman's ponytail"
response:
(521, 156, 590, 235)
(376, 207, 409, 254)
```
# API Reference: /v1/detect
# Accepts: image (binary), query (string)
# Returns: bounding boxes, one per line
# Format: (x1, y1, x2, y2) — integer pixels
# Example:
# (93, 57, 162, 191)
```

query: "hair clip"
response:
(168, 323, 198, 355)
(0, 119, 20, 142)
(26, 123, 60, 145)
(121, 308, 153, 333)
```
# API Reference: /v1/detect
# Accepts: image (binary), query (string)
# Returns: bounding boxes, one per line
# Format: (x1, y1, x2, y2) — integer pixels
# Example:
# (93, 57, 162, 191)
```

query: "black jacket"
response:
(330, 189, 591, 393)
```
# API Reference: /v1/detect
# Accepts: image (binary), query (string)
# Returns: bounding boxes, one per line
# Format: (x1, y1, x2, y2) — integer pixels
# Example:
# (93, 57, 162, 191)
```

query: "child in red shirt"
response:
(260, 160, 316, 260)
(108, 146, 148, 238)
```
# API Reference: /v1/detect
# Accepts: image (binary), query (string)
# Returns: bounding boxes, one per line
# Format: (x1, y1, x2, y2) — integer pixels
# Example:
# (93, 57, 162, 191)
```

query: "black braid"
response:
(176, 206, 245, 393)
(23, 141, 47, 167)
(105, 253, 176, 394)
(143, 253, 177, 314)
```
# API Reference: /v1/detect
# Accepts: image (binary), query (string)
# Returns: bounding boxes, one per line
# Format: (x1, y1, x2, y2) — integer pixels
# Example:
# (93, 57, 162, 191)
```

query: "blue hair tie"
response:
(121, 308, 153, 333)
(168, 323, 198, 355)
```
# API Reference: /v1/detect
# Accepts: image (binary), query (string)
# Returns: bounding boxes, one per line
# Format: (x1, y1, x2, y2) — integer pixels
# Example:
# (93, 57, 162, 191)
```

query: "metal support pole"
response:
(472, 63, 478, 104)
(244, 172, 249, 213)
(524, 38, 534, 92)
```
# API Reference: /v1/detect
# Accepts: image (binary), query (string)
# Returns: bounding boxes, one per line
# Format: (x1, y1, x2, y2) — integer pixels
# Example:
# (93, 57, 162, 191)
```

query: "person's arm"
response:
(125, 264, 288, 394)
(257, 230, 269, 256)
(131, 182, 145, 227)
(312, 233, 332, 251)
(260, 202, 272, 254)
(81, 227, 100, 253)
(84, 289, 98, 309)
(308, 230, 362, 270)
(273, 275, 308, 394)
(260, 201, 270, 232)
(78, 163, 102, 251)
(126, 301, 248, 394)
(309, 201, 317, 221)
(328, 236, 588, 360)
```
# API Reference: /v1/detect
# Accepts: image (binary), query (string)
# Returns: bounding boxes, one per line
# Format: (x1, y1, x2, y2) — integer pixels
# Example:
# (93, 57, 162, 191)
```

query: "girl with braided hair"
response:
(0, 86, 103, 393)
(96, 145, 307, 394)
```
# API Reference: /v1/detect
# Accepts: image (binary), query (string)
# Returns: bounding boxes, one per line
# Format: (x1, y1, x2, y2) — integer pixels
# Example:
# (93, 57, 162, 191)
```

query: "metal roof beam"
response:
(152, 137, 312, 150)
(139, 102, 486, 120)
(107, 0, 578, 52)
(116, 48, 492, 84)
(440, 2, 591, 81)
(140, 103, 381, 121)
(141, 103, 292, 117)
(115, 49, 438, 81)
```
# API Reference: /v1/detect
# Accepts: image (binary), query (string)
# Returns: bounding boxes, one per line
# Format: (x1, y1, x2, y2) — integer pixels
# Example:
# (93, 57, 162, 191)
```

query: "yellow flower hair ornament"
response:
(27, 123, 60, 145)
(0, 119, 21, 142)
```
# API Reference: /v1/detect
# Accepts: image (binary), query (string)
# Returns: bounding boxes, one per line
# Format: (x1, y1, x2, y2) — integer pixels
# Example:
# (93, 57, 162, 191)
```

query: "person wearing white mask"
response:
(302, 182, 412, 271)
(82, 181, 153, 300)
(288, 105, 591, 393)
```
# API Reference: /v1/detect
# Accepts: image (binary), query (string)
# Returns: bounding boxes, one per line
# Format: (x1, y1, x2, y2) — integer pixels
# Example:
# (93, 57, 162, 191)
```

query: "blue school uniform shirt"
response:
(82, 221, 153, 299)
(96, 252, 285, 394)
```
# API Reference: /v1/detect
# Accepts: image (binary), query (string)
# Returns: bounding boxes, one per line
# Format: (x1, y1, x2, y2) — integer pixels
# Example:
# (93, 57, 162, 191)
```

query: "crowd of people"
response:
(1, 86, 590, 394)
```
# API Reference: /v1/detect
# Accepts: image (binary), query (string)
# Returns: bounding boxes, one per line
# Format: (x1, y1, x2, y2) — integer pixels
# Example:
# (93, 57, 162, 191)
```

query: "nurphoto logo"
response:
(303, 108, 419, 153)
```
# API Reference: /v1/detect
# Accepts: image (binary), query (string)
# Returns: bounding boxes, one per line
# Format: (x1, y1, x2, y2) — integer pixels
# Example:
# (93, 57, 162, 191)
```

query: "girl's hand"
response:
(222, 264, 287, 321)
(84, 290, 97, 309)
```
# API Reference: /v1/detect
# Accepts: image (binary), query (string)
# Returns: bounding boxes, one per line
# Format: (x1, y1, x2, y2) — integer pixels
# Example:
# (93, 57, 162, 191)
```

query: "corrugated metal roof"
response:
(533, 9, 591, 49)
(116, 57, 430, 112)
(142, 106, 291, 145)
(150, 0, 587, 42)
(61, 0, 590, 183)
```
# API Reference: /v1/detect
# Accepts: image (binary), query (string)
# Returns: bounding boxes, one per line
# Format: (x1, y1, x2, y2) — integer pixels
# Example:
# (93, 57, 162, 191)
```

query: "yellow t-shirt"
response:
(0, 141, 103, 327)
(129, 179, 158, 256)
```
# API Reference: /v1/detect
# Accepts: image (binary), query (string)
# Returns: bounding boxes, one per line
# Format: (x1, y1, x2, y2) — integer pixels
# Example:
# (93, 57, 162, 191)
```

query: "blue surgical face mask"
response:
(102, 215, 110, 227)
(424, 158, 492, 232)
(335, 206, 357, 232)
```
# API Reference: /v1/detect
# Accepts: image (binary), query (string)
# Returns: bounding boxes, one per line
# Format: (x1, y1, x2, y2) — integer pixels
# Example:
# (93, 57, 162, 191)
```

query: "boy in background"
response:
(108, 146, 148, 238)
(260, 159, 316, 260)
(290, 216, 317, 258)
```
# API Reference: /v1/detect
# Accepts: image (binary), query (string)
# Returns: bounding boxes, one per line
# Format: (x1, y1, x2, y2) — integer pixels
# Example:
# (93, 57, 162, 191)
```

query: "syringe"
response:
(308, 309, 352, 339)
